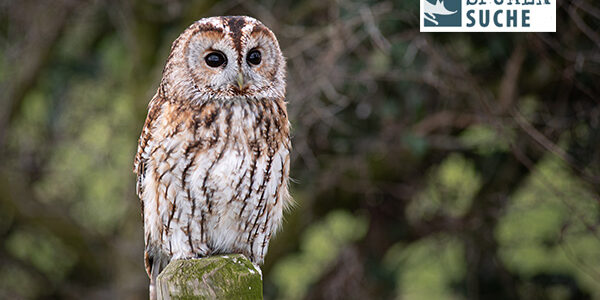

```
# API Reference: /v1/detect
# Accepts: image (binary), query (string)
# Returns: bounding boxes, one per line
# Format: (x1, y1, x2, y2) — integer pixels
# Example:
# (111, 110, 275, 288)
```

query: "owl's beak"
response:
(236, 72, 244, 90)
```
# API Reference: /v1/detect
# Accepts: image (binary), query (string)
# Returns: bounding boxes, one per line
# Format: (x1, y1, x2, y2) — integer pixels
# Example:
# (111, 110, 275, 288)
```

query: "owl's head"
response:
(160, 16, 286, 102)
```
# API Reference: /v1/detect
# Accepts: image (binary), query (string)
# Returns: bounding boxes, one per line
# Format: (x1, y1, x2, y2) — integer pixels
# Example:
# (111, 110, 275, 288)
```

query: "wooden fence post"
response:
(156, 254, 263, 300)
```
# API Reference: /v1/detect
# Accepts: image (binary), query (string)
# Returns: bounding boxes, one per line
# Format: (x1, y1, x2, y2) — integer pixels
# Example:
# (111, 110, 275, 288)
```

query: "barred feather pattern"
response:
(133, 16, 291, 298)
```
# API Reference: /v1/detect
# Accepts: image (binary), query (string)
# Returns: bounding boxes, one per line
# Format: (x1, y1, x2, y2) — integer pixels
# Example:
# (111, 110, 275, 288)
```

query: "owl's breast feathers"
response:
(134, 95, 291, 278)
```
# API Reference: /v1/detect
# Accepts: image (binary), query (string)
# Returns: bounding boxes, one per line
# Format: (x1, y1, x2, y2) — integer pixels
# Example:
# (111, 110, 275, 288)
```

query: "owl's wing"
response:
(133, 93, 163, 198)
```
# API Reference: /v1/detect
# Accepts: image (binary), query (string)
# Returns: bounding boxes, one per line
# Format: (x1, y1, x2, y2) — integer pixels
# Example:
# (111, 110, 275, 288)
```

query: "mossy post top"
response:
(156, 254, 263, 300)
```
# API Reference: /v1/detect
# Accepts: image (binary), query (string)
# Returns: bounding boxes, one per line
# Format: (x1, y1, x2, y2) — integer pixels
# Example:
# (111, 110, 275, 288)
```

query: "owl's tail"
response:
(145, 246, 170, 300)
(149, 279, 156, 300)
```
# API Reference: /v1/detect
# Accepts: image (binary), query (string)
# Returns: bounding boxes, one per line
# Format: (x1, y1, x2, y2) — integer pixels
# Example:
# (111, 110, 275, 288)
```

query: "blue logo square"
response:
(424, 0, 461, 27)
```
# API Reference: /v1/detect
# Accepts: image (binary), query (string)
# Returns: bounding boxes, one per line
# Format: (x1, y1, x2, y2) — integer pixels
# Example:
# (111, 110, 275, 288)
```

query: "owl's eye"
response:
(246, 49, 261, 66)
(205, 52, 227, 68)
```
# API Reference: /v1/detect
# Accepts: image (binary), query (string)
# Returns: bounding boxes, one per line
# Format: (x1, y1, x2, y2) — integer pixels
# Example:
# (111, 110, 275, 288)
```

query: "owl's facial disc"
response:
(176, 16, 285, 100)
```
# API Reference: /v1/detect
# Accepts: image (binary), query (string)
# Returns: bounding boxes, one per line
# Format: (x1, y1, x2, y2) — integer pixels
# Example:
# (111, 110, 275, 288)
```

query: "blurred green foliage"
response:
(497, 155, 600, 298)
(272, 210, 368, 299)
(408, 153, 482, 222)
(385, 236, 465, 299)
(1, 0, 599, 299)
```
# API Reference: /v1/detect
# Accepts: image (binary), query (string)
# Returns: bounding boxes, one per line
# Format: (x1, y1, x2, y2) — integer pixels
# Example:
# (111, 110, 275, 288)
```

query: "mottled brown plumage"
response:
(133, 16, 291, 298)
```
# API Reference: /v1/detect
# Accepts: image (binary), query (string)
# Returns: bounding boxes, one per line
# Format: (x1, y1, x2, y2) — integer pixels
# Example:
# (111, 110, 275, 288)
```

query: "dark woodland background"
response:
(1, 0, 599, 299)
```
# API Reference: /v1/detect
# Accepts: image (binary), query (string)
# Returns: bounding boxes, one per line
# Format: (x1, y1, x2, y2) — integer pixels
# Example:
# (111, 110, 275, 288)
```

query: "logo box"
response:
(420, 0, 556, 32)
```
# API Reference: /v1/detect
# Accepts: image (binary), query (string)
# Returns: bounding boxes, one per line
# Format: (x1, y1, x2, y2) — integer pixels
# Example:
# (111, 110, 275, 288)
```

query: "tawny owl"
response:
(133, 16, 291, 297)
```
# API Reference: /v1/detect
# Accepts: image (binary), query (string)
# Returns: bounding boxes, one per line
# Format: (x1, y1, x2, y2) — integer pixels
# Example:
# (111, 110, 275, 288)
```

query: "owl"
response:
(133, 16, 291, 298)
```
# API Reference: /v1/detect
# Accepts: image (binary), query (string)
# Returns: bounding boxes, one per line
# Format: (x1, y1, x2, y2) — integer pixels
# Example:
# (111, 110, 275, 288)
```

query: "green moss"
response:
(157, 254, 262, 300)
